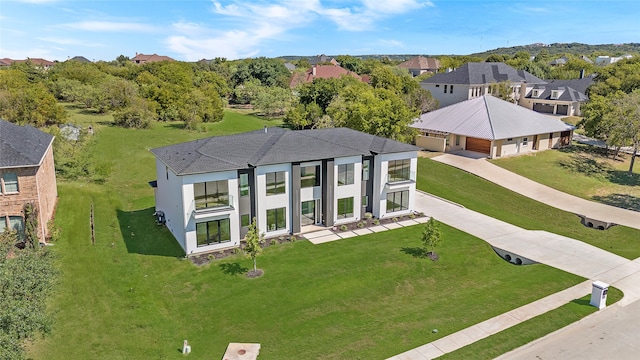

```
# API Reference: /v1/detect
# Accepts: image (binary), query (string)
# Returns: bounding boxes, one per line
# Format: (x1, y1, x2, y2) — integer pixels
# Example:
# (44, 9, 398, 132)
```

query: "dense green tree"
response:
(588, 57, 640, 96)
(0, 82, 66, 126)
(605, 90, 640, 173)
(485, 54, 510, 62)
(335, 55, 364, 73)
(284, 102, 322, 129)
(252, 86, 295, 117)
(113, 96, 154, 129)
(231, 57, 289, 88)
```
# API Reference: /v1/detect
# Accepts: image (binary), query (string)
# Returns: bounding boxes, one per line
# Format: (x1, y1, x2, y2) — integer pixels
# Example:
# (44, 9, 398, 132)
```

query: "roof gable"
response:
(151, 127, 418, 175)
(398, 56, 441, 70)
(0, 119, 54, 168)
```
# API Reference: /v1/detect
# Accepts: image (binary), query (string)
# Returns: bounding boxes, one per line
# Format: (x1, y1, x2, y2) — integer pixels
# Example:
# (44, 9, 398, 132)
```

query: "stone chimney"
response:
(312, 65, 317, 76)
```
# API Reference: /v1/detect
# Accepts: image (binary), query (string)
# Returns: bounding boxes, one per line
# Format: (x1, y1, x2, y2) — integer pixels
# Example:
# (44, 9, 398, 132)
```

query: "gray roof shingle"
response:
(0, 119, 54, 168)
(151, 127, 419, 175)
(527, 77, 594, 102)
(421, 62, 547, 85)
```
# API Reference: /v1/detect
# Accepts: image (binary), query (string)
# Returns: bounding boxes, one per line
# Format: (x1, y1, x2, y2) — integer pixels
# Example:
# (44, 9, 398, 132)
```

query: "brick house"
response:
(0, 120, 58, 242)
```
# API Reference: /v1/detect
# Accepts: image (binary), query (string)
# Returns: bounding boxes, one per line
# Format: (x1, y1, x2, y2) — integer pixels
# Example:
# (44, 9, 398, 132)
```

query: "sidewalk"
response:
(432, 153, 640, 230)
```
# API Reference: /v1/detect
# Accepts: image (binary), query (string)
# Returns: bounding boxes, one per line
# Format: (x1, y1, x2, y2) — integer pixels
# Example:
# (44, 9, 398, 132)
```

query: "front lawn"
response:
(417, 157, 640, 259)
(490, 144, 640, 212)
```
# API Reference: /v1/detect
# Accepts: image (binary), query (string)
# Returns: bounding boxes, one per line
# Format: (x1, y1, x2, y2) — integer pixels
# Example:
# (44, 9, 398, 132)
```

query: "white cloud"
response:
(59, 21, 157, 33)
(168, 0, 432, 60)
(38, 37, 103, 47)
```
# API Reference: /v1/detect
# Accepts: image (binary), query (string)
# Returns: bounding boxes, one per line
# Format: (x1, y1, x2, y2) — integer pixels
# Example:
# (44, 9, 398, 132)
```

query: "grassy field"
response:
(416, 158, 640, 260)
(490, 144, 640, 212)
(25, 110, 628, 359)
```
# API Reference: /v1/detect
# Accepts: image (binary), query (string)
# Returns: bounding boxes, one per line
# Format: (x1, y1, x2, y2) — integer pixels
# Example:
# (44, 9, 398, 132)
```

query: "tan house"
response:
(397, 56, 441, 76)
(0, 120, 58, 242)
(411, 96, 573, 159)
(0, 58, 56, 70)
(131, 53, 175, 65)
(518, 76, 593, 116)
(289, 64, 364, 88)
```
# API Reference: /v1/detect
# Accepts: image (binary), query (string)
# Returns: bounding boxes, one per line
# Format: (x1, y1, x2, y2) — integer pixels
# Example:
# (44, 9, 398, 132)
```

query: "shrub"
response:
(409, 214, 416, 219)
(373, 219, 380, 225)
(364, 212, 373, 219)
(357, 221, 365, 228)
(340, 225, 348, 231)
(392, 217, 399, 222)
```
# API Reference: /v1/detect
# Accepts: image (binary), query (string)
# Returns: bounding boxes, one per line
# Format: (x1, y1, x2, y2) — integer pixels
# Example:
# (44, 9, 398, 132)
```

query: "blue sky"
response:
(1, 0, 638, 62)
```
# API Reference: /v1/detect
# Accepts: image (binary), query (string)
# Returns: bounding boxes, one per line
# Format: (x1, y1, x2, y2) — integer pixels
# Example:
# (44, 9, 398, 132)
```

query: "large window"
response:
(300, 165, 320, 188)
(194, 180, 229, 209)
(388, 159, 411, 182)
(0, 217, 6, 233)
(196, 218, 231, 247)
(266, 172, 286, 195)
(337, 197, 354, 219)
(301, 200, 315, 225)
(239, 173, 249, 197)
(2, 173, 18, 193)
(241, 214, 251, 228)
(387, 191, 409, 213)
(337, 164, 354, 186)
(266, 208, 286, 231)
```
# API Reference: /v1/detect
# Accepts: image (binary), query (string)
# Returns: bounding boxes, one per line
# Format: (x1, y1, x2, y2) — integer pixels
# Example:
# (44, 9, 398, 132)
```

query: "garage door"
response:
(556, 104, 569, 115)
(533, 103, 554, 114)
(465, 137, 491, 154)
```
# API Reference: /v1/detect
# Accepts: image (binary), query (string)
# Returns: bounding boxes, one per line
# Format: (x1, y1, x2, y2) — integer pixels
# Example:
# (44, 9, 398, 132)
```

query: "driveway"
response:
(432, 153, 640, 230)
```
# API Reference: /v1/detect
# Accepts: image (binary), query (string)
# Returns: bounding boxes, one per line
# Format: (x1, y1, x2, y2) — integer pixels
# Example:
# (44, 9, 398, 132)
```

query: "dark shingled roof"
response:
(0, 119, 54, 168)
(527, 77, 594, 102)
(421, 62, 547, 85)
(151, 127, 419, 175)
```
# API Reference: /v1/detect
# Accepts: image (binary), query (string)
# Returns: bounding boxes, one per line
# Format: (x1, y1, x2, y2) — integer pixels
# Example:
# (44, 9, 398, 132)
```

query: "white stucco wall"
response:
(255, 163, 291, 237)
(421, 83, 471, 108)
(333, 155, 362, 225)
(373, 151, 417, 219)
(154, 158, 186, 251)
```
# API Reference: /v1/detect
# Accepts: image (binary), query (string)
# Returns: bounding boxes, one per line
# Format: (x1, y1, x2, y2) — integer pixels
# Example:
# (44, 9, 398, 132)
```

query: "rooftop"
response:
(0, 119, 55, 168)
(421, 62, 546, 85)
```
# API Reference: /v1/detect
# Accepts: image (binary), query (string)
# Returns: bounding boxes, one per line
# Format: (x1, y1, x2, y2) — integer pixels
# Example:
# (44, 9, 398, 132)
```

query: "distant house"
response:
(419, 62, 546, 108)
(595, 54, 633, 66)
(150, 127, 419, 255)
(0, 58, 56, 70)
(289, 64, 364, 88)
(307, 54, 338, 66)
(549, 57, 568, 66)
(397, 56, 441, 76)
(284, 62, 296, 72)
(411, 96, 573, 159)
(68, 56, 92, 63)
(519, 76, 594, 116)
(580, 55, 594, 64)
(0, 120, 58, 242)
(131, 53, 175, 65)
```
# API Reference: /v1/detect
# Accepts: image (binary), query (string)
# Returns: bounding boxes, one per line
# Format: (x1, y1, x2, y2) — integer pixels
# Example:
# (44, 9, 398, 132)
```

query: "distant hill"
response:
(278, 43, 640, 63)
(470, 42, 640, 58)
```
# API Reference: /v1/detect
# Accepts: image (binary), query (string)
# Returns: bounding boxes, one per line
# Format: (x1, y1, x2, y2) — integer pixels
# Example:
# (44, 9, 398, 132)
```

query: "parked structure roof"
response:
(421, 62, 546, 85)
(289, 64, 363, 88)
(0, 119, 55, 168)
(411, 95, 573, 140)
(151, 127, 419, 175)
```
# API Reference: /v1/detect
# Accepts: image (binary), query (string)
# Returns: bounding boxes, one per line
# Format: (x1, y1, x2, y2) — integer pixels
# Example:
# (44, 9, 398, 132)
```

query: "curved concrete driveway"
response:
(432, 153, 640, 230)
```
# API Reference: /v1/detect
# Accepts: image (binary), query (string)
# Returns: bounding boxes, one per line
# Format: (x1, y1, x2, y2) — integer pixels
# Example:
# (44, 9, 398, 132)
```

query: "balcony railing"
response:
(386, 171, 416, 184)
(191, 194, 233, 216)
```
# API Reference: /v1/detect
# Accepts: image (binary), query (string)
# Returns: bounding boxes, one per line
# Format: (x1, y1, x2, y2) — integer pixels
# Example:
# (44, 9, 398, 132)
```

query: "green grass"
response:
(441, 287, 623, 359)
(417, 158, 640, 259)
(490, 144, 640, 212)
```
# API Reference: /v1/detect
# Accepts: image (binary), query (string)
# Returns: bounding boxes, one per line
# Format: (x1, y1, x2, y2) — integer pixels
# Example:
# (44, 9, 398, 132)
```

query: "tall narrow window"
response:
(337, 197, 354, 219)
(0, 216, 6, 233)
(266, 172, 286, 195)
(2, 173, 18, 193)
(300, 165, 320, 188)
(444, 85, 448, 93)
(450, 85, 454, 94)
(362, 160, 370, 181)
(455, 135, 460, 146)
(239, 173, 249, 197)
(266, 208, 286, 231)
(337, 164, 354, 186)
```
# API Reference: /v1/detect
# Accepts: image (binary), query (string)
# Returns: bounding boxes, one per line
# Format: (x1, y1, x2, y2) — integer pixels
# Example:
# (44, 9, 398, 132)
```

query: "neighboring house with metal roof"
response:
(411, 96, 573, 158)
(0, 120, 58, 242)
(419, 62, 547, 108)
(150, 127, 419, 255)
(397, 56, 441, 76)
(518, 76, 594, 116)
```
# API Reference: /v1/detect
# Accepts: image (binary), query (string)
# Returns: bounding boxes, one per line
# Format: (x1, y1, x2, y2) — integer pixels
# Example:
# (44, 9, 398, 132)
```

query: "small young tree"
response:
(421, 217, 442, 257)
(23, 202, 39, 248)
(244, 217, 264, 274)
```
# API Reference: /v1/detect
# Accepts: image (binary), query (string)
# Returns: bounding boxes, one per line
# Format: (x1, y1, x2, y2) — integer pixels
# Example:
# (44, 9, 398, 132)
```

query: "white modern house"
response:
(411, 95, 574, 158)
(150, 127, 419, 255)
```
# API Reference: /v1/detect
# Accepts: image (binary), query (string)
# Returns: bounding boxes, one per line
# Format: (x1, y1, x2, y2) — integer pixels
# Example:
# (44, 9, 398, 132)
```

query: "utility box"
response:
(590, 281, 609, 309)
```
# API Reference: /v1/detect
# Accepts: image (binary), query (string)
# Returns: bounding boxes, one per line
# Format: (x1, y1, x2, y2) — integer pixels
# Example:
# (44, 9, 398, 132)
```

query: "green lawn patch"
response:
(441, 287, 623, 359)
(490, 144, 640, 212)
(417, 158, 640, 259)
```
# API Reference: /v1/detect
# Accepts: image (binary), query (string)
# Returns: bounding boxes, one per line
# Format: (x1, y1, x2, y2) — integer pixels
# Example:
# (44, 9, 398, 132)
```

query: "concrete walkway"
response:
(432, 153, 640, 230)
(385, 192, 640, 359)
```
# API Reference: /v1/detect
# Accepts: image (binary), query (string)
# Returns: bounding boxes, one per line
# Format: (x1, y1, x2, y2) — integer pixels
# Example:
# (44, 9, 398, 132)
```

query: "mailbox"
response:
(590, 281, 609, 309)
